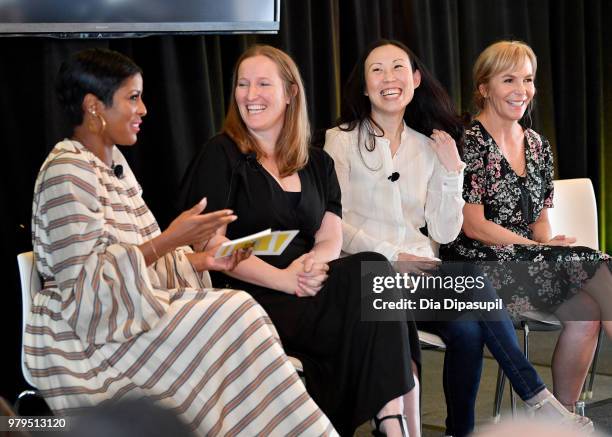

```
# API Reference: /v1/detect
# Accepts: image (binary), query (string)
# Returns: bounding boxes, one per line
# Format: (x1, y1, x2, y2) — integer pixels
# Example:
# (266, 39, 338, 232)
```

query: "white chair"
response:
(548, 178, 599, 250)
(514, 178, 599, 327)
(288, 356, 304, 374)
(515, 178, 599, 327)
(494, 178, 603, 417)
(550, 178, 602, 400)
(17, 251, 40, 389)
(417, 330, 446, 349)
(16, 251, 42, 411)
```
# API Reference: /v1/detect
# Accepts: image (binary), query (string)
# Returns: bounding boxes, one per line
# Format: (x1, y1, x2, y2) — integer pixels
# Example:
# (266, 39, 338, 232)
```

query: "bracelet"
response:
(149, 239, 160, 260)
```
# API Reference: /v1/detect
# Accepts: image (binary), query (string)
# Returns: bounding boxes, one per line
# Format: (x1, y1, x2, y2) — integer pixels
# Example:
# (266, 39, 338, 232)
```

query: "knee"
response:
(583, 320, 601, 338)
(563, 320, 601, 339)
(224, 289, 260, 311)
(341, 251, 391, 275)
(349, 251, 388, 263)
(442, 321, 484, 352)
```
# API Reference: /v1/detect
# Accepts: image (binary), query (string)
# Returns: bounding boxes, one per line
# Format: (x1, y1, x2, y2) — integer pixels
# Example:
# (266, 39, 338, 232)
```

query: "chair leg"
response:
(508, 322, 529, 417)
(494, 322, 538, 420)
(493, 365, 506, 421)
(582, 327, 604, 400)
(523, 321, 530, 360)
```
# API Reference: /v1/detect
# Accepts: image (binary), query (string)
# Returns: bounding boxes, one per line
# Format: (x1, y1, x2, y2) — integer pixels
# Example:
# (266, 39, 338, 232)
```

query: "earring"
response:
(87, 109, 107, 134)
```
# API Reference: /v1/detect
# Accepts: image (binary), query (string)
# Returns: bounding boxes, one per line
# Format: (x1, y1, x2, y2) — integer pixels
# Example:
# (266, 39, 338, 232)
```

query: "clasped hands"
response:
(284, 251, 329, 297)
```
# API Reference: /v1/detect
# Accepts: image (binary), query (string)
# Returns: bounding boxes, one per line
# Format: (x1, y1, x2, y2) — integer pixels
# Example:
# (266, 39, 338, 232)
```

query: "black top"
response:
(285, 191, 301, 209)
(181, 134, 420, 436)
(180, 133, 342, 269)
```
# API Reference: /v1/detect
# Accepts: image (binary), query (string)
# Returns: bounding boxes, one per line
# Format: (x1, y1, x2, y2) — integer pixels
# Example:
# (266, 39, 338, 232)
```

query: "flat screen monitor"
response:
(0, 0, 280, 37)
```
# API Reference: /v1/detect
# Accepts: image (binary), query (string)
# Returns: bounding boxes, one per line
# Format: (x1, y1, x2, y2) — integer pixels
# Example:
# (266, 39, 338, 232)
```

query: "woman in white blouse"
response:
(324, 40, 590, 436)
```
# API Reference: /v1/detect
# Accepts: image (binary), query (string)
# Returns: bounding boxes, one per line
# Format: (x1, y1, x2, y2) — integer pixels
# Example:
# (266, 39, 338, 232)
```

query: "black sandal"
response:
(371, 414, 408, 437)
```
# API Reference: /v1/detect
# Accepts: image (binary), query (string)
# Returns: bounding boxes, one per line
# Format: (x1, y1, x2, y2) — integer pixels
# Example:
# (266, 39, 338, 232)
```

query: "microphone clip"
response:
(112, 163, 124, 179)
(388, 172, 400, 182)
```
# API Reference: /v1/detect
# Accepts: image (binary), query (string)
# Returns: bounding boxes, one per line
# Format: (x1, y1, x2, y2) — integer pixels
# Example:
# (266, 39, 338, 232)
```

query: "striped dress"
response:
(27, 139, 336, 436)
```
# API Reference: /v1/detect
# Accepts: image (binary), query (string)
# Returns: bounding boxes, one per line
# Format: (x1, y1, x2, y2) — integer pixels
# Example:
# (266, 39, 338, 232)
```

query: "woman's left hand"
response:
(545, 234, 576, 247)
(430, 129, 463, 173)
(187, 246, 252, 272)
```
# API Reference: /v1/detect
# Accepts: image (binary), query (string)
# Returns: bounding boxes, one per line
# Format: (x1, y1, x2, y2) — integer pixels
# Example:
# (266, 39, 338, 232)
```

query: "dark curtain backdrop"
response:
(1, 0, 610, 401)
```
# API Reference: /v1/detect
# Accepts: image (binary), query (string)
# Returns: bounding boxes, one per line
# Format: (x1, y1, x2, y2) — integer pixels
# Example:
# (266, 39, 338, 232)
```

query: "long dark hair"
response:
(337, 39, 463, 158)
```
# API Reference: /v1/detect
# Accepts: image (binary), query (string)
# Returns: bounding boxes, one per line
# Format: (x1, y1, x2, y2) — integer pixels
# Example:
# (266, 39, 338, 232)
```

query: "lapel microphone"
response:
(112, 163, 124, 179)
(388, 172, 400, 182)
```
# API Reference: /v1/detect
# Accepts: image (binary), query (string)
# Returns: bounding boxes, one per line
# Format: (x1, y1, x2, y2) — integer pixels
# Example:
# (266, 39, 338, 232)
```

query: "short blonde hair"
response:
(473, 40, 537, 111)
(223, 45, 309, 177)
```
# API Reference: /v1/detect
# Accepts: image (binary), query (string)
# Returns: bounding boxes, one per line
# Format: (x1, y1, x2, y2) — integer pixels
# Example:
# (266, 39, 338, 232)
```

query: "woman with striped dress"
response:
(26, 48, 336, 436)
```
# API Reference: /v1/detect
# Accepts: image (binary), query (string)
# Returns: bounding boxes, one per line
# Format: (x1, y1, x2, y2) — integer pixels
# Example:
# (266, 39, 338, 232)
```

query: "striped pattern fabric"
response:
(27, 140, 336, 436)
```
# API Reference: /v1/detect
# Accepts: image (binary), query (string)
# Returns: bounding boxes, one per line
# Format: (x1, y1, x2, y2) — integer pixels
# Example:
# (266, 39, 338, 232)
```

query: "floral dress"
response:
(440, 121, 611, 317)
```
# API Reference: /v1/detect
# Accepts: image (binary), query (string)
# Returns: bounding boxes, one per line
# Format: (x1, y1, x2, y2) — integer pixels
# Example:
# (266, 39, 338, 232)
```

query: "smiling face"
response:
(99, 73, 146, 146)
(364, 44, 421, 119)
(234, 55, 289, 139)
(479, 57, 535, 123)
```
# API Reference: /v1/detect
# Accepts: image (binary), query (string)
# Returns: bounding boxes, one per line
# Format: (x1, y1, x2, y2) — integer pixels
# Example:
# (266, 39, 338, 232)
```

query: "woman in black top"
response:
(181, 44, 421, 437)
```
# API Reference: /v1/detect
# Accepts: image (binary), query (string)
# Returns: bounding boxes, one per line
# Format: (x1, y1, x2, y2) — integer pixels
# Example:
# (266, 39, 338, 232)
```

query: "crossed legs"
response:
(552, 264, 612, 408)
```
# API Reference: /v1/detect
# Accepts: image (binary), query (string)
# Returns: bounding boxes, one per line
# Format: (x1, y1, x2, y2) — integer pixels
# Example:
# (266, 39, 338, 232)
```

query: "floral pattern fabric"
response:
(440, 121, 610, 317)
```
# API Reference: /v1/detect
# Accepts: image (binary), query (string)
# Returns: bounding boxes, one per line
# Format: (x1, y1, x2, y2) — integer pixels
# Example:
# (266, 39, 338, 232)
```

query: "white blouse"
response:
(324, 122, 465, 260)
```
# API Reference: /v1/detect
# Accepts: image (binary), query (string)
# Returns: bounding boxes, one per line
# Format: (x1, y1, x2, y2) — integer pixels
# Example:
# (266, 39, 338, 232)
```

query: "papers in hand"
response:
(214, 228, 299, 258)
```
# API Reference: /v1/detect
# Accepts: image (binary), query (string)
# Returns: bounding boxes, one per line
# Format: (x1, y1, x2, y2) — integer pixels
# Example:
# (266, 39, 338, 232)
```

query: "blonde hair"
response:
(472, 40, 538, 111)
(223, 45, 309, 177)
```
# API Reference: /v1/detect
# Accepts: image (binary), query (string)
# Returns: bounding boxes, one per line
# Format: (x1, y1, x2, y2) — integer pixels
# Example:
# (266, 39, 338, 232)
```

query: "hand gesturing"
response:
(165, 198, 236, 249)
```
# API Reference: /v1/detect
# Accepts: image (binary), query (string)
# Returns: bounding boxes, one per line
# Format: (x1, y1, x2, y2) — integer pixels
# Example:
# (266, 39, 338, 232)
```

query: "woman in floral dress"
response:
(441, 40, 612, 414)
